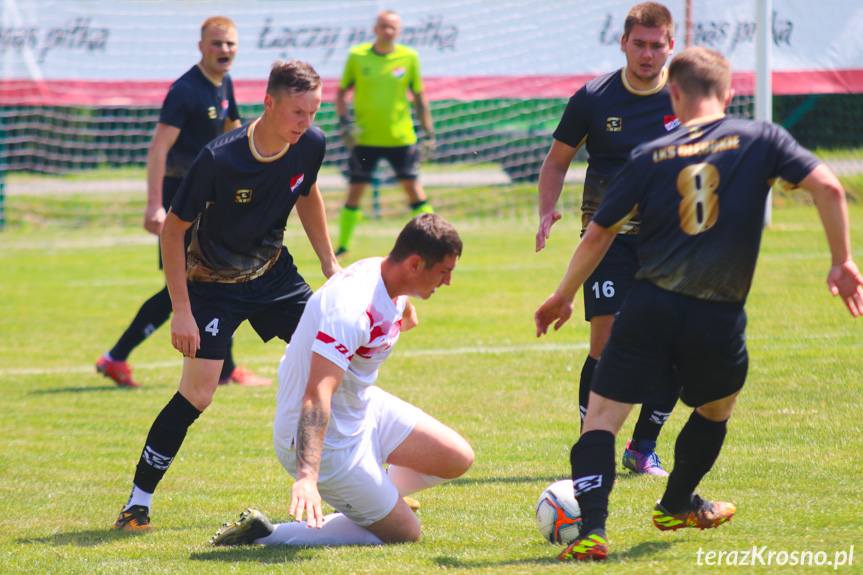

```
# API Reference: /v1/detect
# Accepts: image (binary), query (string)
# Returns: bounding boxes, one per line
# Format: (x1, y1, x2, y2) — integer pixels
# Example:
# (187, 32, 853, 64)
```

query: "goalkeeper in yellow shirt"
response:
(335, 10, 435, 257)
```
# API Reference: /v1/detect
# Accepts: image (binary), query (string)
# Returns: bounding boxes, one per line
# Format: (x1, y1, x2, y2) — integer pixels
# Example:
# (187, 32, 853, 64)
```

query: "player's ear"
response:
(620, 34, 627, 52)
(407, 254, 423, 273)
(669, 82, 681, 104)
(724, 88, 735, 108)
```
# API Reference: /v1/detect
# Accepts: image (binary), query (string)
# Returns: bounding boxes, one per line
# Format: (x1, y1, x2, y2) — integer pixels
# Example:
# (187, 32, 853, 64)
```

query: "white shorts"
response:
(274, 386, 424, 526)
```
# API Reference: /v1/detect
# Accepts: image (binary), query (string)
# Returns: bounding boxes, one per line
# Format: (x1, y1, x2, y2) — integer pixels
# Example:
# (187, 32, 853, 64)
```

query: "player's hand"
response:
(143, 204, 167, 236)
(535, 292, 574, 337)
(289, 478, 324, 529)
(322, 259, 342, 280)
(420, 134, 436, 162)
(827, 259, 863, 317)
(339, 117, 356, 150)
(401, 299, 419, 332)
(170, 310, 200, 358)
(536, 210, 563, 252)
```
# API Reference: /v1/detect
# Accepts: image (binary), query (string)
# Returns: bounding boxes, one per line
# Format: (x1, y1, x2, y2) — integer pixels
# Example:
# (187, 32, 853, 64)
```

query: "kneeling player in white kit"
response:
(211, 213, 474, 546)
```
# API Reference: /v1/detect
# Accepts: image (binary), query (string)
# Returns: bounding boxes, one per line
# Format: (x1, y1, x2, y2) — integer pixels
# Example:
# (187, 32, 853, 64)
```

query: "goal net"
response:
(1, 0, 859, 226)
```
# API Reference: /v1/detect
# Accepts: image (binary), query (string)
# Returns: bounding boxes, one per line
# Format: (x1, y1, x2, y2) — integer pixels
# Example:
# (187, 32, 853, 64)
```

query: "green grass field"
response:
(1, 200, 861, 574)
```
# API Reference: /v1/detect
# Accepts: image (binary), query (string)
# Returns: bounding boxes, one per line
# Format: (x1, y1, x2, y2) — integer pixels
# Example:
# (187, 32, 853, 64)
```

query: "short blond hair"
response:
(624, 2, 674, 43)
(201, 16, 236, 40)
(668, 47, 732, 101)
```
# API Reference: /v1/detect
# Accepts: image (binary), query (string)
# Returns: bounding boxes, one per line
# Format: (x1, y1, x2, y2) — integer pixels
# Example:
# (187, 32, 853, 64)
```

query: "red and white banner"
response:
(2, 0, 862, 105)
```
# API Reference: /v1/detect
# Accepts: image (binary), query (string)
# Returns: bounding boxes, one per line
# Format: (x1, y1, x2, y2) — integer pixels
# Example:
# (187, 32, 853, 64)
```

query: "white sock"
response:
(386, 465, 447, 496)
(255, 513, 383, 546)
(124, 485, 153, 510)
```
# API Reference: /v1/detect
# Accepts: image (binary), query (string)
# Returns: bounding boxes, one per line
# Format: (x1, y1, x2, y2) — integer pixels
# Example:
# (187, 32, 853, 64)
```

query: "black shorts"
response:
(592, 280, 748, 408)
(347, 145, 419, 183)
(583, 234, 638, 321)
(187, 249, 312, 360)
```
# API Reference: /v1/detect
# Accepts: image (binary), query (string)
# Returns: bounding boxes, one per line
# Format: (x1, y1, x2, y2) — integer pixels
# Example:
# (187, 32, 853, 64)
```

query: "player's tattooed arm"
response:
(290, 353, 346, 527)
(295, 403, 328, 479)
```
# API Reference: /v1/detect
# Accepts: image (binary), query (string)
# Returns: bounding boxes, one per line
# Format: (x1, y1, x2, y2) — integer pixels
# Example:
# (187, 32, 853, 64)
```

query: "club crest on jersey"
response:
(606, 117, 622, 132)
(235, 189, 252, 203)
(290, 174, 305, 193)
(222, 99, 229, 110)
(664, 115, 681, 131)
(392, 67, 406, 78)
(207, 106, 218, 119)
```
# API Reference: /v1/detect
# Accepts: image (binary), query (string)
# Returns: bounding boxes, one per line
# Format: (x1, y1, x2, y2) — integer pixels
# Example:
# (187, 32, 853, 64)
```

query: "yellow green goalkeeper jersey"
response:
(340, 43, 424, 147)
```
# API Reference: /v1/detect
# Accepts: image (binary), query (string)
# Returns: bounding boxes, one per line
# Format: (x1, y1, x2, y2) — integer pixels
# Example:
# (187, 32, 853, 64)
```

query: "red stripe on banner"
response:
(3, 70, 863, 105)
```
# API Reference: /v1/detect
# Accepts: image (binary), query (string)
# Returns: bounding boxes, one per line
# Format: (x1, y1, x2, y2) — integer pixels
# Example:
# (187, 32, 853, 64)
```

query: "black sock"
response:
(570, 430, 616, 535)
(660, 411, 728, 513)
(632, 372, 680, 447)
(220, 338, 236, 380)
(110, 286, 172, 361)
(132, 392, 202, 493)
(578, 356, 597, 427)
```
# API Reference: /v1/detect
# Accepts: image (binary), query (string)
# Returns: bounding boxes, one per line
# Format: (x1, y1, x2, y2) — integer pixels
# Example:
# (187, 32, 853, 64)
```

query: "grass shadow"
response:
(435, 556, 559, 569)
(17, 529, 153, 547)
(433, 539, 676, 569)
(190, 546, 312, 565)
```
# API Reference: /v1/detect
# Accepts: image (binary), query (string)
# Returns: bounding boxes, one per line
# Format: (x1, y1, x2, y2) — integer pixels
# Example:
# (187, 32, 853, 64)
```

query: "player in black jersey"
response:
(96, 16, 270, 388)
(536, 2, 680, 476)
(113, 60, 341, 533)
(536, 46, 863, 562)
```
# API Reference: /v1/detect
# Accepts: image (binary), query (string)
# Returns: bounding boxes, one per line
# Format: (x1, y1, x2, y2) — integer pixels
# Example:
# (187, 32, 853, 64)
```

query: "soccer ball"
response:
(535, 479, 582, 544)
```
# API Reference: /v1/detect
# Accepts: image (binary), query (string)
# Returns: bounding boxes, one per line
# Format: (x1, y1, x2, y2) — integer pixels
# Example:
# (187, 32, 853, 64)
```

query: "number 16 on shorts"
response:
(592, 281, 615, 299)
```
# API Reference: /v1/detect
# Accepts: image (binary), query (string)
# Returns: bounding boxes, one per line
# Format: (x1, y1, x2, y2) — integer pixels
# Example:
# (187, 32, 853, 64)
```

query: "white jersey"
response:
(274, 257, 407, 452)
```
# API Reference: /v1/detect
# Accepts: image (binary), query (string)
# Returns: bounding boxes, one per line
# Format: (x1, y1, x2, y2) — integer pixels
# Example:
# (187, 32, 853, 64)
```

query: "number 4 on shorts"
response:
(205, 318, 220, 336)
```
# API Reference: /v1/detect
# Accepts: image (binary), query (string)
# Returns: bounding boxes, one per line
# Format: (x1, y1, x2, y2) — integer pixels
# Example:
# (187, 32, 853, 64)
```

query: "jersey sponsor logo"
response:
(290, 173, 305, 193)
(316, 331, 353, 360)
(664, 115, 681, 131)
(235, 189, 252, 203)
(606, 117, 622, 132)
(207, 106, 217, 119)
(572, 474, 603, 496)
(392, 67, 406, 78)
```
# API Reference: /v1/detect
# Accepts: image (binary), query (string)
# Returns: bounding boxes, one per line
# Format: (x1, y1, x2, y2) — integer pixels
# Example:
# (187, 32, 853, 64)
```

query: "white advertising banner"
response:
(2, 0, 862, 104)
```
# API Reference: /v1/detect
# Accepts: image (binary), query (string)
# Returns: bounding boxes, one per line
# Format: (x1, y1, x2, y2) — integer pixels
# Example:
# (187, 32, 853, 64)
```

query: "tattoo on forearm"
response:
(296, 403, 329, 473)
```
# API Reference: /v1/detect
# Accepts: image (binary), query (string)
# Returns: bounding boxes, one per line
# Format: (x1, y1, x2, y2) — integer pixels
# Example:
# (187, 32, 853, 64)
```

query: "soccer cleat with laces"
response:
(622, 440, 669, 476)
(96, 355, 140, 388)
(557, 530, 609, 562)
(113, 505, 153, 532)
(219, 366, 272, 387)
(653, 495, 736, 531)
(210, 508, 275, 546)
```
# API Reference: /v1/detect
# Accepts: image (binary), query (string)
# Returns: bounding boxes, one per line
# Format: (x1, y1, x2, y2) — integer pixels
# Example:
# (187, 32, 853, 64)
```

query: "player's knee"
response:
(391, 523, 422, 544)
(376, 507, 422, 543)
(443, 441, 474, 479)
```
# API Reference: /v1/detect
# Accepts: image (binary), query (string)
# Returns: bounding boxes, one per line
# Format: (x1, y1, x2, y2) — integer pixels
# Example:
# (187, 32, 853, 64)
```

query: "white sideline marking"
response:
(5, 335, 859, 378)
(1, 342, 589, 377)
